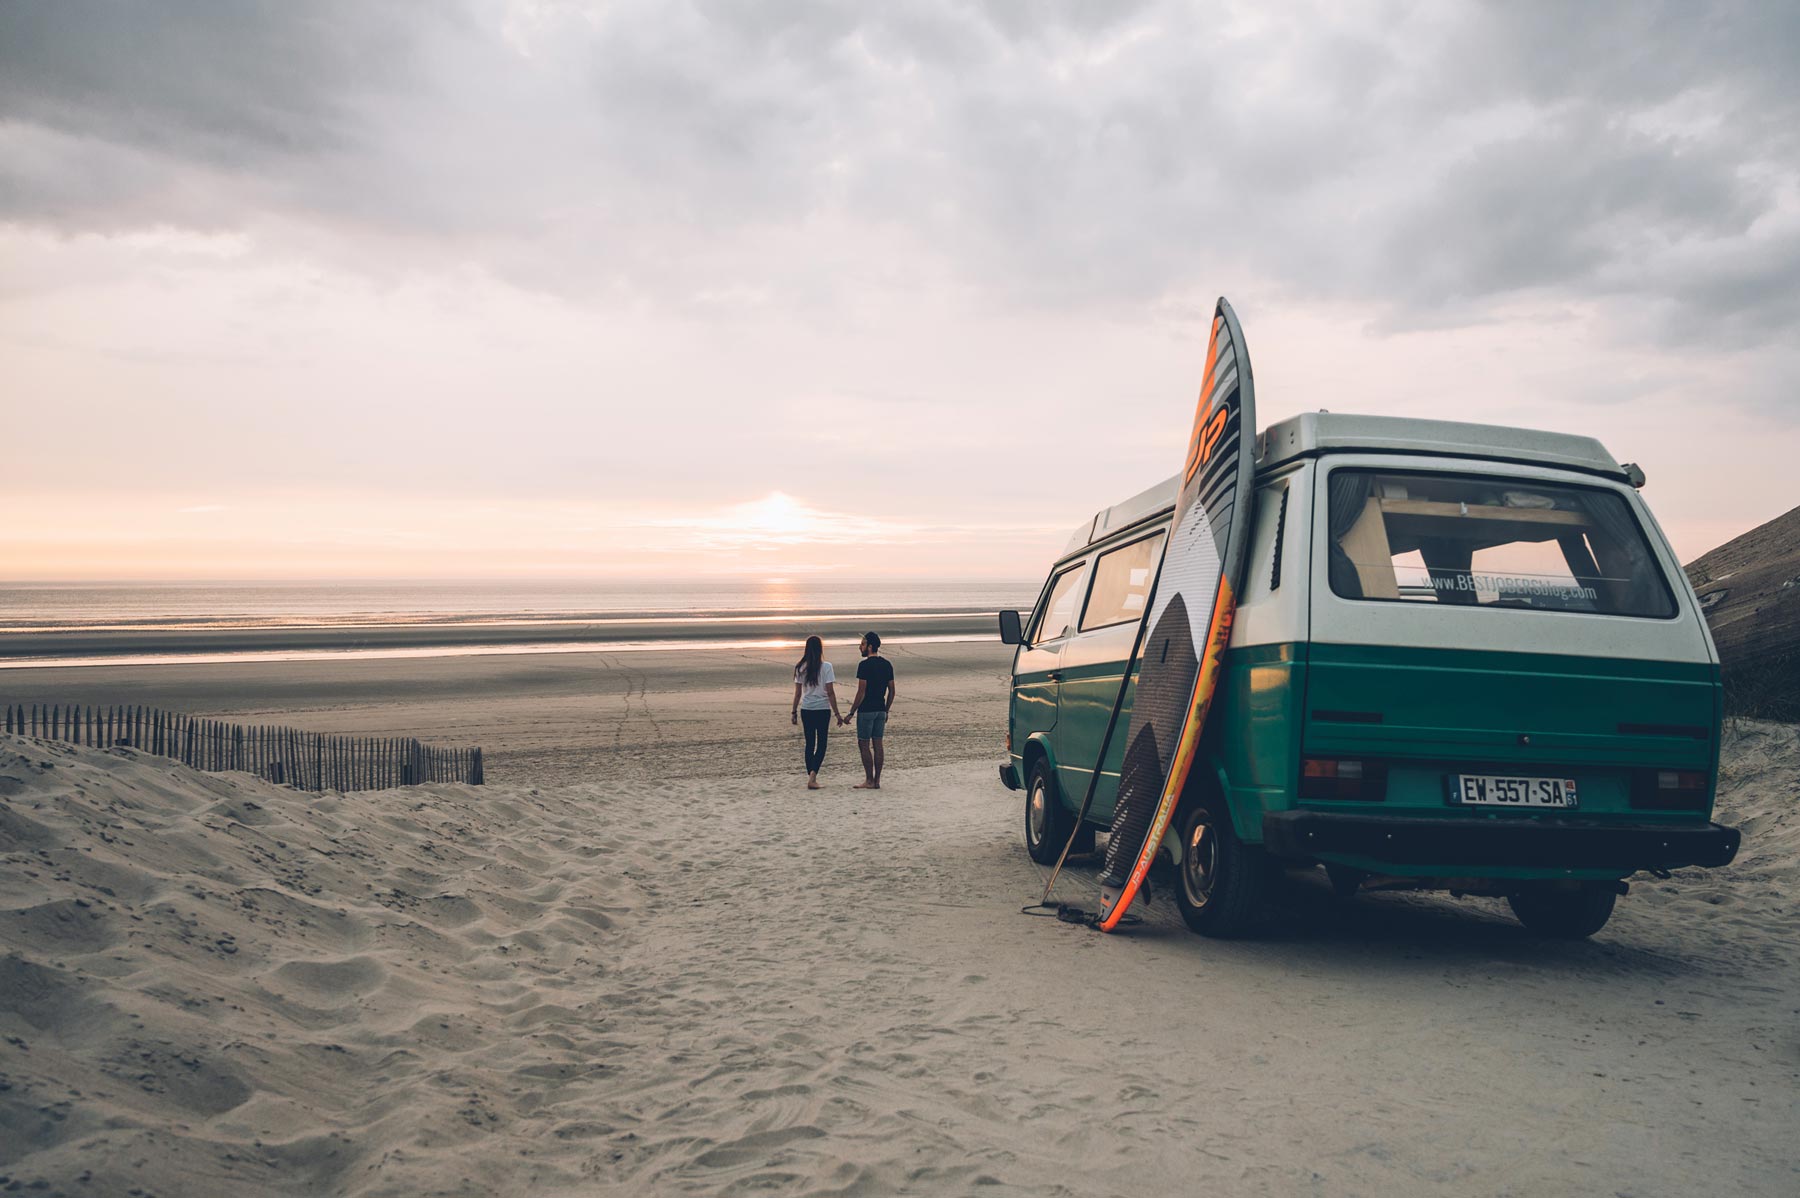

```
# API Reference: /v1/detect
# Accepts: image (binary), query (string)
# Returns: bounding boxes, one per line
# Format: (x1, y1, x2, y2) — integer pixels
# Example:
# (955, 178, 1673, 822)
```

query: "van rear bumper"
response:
(1262, 811, 1740, 872)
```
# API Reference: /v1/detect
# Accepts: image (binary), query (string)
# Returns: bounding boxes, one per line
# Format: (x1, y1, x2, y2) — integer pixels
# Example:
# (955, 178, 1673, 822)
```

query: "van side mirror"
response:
(998, 609, 1024, 645)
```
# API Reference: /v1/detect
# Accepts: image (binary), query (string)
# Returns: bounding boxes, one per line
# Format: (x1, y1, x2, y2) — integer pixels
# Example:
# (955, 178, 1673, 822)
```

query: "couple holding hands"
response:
(790, 631, 895, 790)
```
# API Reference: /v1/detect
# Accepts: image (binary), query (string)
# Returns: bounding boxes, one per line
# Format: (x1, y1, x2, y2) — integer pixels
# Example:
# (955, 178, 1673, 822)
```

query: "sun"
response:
(732, 493, 814, 539)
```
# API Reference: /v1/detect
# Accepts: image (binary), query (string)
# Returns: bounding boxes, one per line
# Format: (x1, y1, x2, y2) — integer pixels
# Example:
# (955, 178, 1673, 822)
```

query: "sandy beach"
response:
(3, 693, 1797, 1195)
(0, 640, 1017, 788)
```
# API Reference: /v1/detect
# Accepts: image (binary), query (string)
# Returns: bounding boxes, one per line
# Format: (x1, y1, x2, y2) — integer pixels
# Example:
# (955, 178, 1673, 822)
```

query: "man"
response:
(842, 631, 896, 789)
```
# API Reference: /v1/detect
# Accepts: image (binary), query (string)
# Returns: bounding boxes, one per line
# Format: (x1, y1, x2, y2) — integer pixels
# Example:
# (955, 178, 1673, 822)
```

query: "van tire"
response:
(1023, 758, 1073, 865)
(1173, 802, 1267, 938)
(1507, 883, 1616, 939)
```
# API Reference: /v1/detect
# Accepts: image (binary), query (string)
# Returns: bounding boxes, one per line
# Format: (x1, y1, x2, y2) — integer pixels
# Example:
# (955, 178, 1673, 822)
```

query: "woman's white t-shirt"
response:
(795, 661, 835, 710)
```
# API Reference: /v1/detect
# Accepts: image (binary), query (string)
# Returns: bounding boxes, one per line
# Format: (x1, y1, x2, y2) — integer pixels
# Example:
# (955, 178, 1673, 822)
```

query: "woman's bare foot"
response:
(807, 773, 820, 790)
(853, 780, 879, 789)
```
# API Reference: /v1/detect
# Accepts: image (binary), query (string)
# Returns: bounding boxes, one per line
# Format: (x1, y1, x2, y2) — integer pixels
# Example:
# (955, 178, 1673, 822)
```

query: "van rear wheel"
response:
(1507, 883, 1616, 939)
(1173, 803, 1267, 938)
(1023, 758, 1073, 865)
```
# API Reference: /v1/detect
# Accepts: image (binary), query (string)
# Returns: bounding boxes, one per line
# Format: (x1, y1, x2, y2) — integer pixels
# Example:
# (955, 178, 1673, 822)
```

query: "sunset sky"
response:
(3, 2, 1796, 581)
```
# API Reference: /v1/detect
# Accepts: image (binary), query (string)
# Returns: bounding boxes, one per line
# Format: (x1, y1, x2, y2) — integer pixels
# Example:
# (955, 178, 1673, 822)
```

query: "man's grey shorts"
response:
(856, 710, 887, 741)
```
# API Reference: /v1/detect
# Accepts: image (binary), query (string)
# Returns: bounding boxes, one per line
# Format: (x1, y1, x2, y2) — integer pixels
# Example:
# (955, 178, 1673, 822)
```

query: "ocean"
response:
(0, 580, 1038, 667)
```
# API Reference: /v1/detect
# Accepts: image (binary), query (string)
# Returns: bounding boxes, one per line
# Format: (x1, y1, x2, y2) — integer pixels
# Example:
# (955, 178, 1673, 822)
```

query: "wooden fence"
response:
(2, 702, 483, 791)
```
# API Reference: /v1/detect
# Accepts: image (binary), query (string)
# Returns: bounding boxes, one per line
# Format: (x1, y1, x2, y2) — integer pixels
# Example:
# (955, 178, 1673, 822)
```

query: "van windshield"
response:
(1325, 469, 1676, 618)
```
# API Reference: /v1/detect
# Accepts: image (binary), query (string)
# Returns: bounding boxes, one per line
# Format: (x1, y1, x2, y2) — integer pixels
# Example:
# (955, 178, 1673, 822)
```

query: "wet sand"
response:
(0, 640, 1017, 787)
(0, 611, 1003, 664)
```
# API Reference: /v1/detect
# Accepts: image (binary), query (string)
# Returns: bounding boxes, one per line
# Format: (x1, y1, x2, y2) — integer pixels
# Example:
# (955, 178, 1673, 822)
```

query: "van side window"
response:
(1080, 532, 1166, 632)
(1030, 565, 1085, 643)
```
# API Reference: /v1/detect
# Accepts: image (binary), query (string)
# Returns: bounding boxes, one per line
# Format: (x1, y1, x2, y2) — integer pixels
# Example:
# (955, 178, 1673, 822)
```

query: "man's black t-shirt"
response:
(856, 655, 895, 712)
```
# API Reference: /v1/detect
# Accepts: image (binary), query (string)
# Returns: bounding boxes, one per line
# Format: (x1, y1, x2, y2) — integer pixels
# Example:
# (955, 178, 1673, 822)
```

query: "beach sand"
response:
(2, 710, 1797, 1195)
(0, 640, 1017, 787)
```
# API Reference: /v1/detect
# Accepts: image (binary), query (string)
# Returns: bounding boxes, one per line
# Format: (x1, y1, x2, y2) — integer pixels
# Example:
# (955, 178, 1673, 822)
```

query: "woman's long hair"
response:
(796, 635, 823, 687)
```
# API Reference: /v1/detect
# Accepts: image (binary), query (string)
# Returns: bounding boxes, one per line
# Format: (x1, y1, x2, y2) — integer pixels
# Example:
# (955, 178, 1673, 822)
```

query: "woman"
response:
(790, 635, 842, 789)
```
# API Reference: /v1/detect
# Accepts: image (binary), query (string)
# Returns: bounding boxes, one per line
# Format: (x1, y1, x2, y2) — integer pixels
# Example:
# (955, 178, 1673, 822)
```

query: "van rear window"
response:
(1325, 470, 1676, 618)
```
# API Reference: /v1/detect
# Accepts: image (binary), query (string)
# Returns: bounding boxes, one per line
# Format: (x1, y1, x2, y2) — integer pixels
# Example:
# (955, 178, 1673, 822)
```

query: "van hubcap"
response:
(1184, 819, 1218, 909)
(1027, 780, 1048, 846)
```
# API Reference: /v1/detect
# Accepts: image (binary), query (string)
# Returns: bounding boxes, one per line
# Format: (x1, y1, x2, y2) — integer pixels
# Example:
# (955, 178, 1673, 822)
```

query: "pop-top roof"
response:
(1061, 412, 1629, 556)
(1256, 412, 1625, 479)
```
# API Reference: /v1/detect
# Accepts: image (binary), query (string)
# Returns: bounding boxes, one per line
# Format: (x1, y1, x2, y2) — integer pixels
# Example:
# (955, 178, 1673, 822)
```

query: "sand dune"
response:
(3, 726, 1798, 1196)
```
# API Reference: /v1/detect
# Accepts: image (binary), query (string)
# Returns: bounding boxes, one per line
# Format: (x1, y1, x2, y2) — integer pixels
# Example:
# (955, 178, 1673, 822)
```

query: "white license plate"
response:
(1449, 774, 1579, 809)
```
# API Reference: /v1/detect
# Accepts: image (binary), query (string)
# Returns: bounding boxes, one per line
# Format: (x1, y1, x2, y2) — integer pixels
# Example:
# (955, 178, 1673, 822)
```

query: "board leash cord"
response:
(1019, 899, 1144, 929)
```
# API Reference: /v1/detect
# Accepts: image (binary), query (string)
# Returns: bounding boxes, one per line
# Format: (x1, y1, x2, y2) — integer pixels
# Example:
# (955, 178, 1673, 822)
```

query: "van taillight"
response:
(1301, 757, 1388, 801)
(1631, 768, 1709, 811)
(1006, 730, 1012, 754)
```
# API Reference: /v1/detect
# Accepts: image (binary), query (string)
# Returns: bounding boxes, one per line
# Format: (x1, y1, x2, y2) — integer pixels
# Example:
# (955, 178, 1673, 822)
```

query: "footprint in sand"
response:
(273, 955, 387, 1000)
(692, 1125, 828, 1168)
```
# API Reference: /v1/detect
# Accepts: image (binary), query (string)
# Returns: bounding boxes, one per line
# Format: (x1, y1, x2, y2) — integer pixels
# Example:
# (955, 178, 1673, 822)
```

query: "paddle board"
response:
(1097, 297, 1257, 932)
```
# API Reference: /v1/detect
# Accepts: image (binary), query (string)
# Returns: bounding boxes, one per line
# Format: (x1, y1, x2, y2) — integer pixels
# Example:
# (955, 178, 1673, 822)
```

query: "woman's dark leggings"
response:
(800, 708, 830, 773)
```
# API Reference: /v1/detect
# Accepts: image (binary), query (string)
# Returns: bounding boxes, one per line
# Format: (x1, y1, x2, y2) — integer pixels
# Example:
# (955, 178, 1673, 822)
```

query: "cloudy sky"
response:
(2, 0, 1795, 581)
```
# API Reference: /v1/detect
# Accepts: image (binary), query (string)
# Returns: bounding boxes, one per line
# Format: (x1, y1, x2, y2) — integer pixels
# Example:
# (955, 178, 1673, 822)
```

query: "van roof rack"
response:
(1062, 413, 1629, 555)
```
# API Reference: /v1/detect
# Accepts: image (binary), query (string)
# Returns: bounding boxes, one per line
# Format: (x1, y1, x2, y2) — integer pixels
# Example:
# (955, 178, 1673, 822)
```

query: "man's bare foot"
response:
(853, 780, 877, 789)
(807, 774, 820, 790)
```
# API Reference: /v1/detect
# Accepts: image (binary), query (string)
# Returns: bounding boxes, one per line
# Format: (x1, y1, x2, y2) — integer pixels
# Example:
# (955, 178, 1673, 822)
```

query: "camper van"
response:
(997, 413, 1740, 938)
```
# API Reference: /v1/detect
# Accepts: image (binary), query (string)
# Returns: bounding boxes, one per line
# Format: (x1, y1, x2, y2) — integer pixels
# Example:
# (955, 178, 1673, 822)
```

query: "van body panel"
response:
(1197, 469, 1314, 842)
(1302, 644, 1716, 773)
(1011, 636, 1063, 755)
(1232, 467, 1313, 646)
(1204, 641, 1307, 842)
(1016, 732, 1062, 783)
(1008, 562, 1083, 766)
(1053, 619, 1141, 825)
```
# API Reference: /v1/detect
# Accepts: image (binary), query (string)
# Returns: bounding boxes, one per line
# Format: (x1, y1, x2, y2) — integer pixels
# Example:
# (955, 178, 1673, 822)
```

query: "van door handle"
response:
(1048, 671, 1064, 682)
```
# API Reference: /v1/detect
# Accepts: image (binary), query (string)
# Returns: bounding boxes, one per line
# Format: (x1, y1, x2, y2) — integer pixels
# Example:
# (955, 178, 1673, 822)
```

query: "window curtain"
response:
(1327, 472, 1374, 598)
(1579, 492, 1667, 616)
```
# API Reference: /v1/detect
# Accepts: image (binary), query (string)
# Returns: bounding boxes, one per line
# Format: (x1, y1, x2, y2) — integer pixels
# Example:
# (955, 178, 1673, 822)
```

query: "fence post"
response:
(15, 703, 482, 793)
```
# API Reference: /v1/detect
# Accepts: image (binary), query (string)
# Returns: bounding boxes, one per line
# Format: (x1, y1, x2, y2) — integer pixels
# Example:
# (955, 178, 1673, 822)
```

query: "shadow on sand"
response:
(1041, 852, 1732, 985)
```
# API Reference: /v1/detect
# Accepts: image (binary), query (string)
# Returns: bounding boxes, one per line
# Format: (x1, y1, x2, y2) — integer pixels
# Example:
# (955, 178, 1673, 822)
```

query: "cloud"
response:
(3, 0, 1793, 344)
(0, 1, 1795, 577)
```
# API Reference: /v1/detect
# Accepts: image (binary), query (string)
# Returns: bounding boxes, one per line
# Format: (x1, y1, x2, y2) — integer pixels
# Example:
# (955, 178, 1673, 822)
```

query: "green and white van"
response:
(998, 413, 1740, 939)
